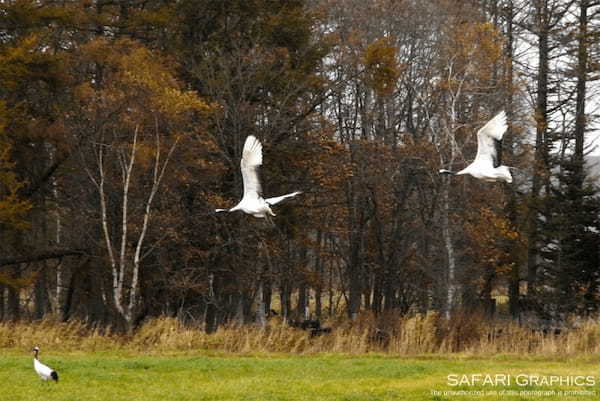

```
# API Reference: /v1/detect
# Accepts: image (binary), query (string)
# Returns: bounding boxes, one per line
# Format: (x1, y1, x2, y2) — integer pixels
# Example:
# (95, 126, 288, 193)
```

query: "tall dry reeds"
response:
(2, 312, 600, 356)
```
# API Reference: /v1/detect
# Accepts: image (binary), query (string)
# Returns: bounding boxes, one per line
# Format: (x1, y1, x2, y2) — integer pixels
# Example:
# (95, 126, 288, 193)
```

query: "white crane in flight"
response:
(439, 111, 513, 183)
(215, 135, 301, 218)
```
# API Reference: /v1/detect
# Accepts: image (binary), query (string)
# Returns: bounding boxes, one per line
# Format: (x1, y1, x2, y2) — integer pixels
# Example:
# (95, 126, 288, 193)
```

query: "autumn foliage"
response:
(0, 0, 598, 335)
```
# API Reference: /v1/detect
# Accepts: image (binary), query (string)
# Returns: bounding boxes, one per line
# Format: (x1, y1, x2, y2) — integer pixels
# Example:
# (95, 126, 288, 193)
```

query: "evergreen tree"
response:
(537, 156, 600, 317)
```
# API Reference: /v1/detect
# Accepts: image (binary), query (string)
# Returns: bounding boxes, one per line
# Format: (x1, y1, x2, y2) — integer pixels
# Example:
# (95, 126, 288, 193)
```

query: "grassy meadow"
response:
(2, 316, 600, 400)
(2, 351, 600, 401)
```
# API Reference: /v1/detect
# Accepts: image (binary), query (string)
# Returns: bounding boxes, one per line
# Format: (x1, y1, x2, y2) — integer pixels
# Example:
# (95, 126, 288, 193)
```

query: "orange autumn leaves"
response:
(363, 37, 400, 97)
(464, 203, 522, 277)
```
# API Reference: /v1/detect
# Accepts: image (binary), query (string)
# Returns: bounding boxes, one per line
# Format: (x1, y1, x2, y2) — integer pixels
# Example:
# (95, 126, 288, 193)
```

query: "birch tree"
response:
(71, 38, 209, 327)
(432, 19, 508, 317)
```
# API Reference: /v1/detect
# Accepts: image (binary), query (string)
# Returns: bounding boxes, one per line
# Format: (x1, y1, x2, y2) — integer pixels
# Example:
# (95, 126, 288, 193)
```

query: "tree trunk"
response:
(315, 284, 322, 321)
(441, 178, 456, 319)
(255, 282, 266, 328)
(527, 2, 551, 306)
(297, 284, 307, 320)
(347, 226, 364, 319)
(263, 279, 272, 317)
(573, 0, 588, 182)
(371, 270, 383, 314)
(0, 284, 4, 322)
(58, 261, 72, 322)
(347, 249, 362, 319)
(33, 267, 50, 320)
(314, 230, 323, 320)
(481, 267, 496, 318)
(383, 274, 396, 312)
(328, 258, 334, 317)
(7, 266, 20, 321)
(503, 0, 521, 319)
(280, 282, 292, 321)
(362, 278, 371, 311)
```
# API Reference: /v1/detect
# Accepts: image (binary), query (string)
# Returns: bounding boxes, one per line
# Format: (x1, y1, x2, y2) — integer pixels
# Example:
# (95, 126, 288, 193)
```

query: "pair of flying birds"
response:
(215, 111, 512, 219)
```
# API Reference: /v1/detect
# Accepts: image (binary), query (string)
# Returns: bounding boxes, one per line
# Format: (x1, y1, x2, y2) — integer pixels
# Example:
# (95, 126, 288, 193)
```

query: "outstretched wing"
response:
(240, 135, 263, 198)
(265, 191, 302, 206)
(474, 111, 507, 167)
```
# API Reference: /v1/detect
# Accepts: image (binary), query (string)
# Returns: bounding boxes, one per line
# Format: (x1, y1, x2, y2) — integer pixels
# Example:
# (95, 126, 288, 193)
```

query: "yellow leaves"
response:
(125, 56, 204, 119)
(477, 206, 519, 242)
(464, 204, 521, 277)
(127, 6, 174, 32)
(0, 118, 31, 230)
(467, 207, 499, 241)
(442, 21, 504, 85)
(0, 195, 31, 231)
(134, 141, 157, 169)
(158, 87, 212, 118)
(456, 22, 502, 64)
(0, 271, 34, 290)
(304, 131, 351, 192)
(1, 0, 76, 32)
(363, 37, 400, 97)
(0, 34, 44, 90)
(75, 38, 214, 134)
(0, 101, 6, 133)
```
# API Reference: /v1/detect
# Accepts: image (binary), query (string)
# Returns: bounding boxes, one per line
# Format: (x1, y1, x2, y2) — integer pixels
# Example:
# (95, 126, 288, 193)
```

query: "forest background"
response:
(1, 0, 599, 336)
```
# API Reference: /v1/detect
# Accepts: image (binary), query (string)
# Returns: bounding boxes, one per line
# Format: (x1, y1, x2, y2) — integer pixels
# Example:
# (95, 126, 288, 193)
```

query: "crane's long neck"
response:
(439, 169, 456, 175)
(33, 349, 39, 360)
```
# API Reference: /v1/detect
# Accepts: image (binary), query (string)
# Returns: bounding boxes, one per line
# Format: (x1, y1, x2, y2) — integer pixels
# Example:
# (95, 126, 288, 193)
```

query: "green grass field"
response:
(2, 351, 600, 401)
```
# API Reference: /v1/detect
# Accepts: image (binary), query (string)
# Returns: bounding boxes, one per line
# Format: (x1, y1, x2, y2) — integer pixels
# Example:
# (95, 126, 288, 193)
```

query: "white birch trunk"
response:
(88, 127, 178, 327)
(127, 132, 178, 321)
(96, 143, 122, 317)
(117, 127, 138, 321)
(440, 62, 467, 319)
(46, 143, 64, 316)
(441, 181, 456, 319)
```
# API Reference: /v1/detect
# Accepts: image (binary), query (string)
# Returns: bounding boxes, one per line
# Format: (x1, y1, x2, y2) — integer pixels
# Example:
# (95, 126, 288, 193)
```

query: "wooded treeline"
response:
(1, 0, 599, 332)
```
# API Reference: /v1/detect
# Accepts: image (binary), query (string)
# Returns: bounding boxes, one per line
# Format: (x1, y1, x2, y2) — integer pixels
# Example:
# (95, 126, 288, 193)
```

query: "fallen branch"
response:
(0, 248, 87, 267)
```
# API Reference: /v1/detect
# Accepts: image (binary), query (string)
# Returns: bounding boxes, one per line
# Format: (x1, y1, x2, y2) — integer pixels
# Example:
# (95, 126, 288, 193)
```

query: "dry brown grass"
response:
(2, 312, 600, 356)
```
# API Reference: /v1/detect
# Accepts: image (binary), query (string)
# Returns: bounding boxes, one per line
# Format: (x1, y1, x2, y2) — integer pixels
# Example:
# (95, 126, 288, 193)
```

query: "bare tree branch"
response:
(0, 248, 87, 268)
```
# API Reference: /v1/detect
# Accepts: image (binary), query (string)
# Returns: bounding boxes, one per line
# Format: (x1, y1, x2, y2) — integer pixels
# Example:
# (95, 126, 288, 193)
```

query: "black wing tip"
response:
(51, 371, 59, 382)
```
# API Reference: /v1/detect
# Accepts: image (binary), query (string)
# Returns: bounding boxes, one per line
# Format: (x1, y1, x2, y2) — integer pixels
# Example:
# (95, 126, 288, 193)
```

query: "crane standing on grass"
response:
(32, 346, 59, 383)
